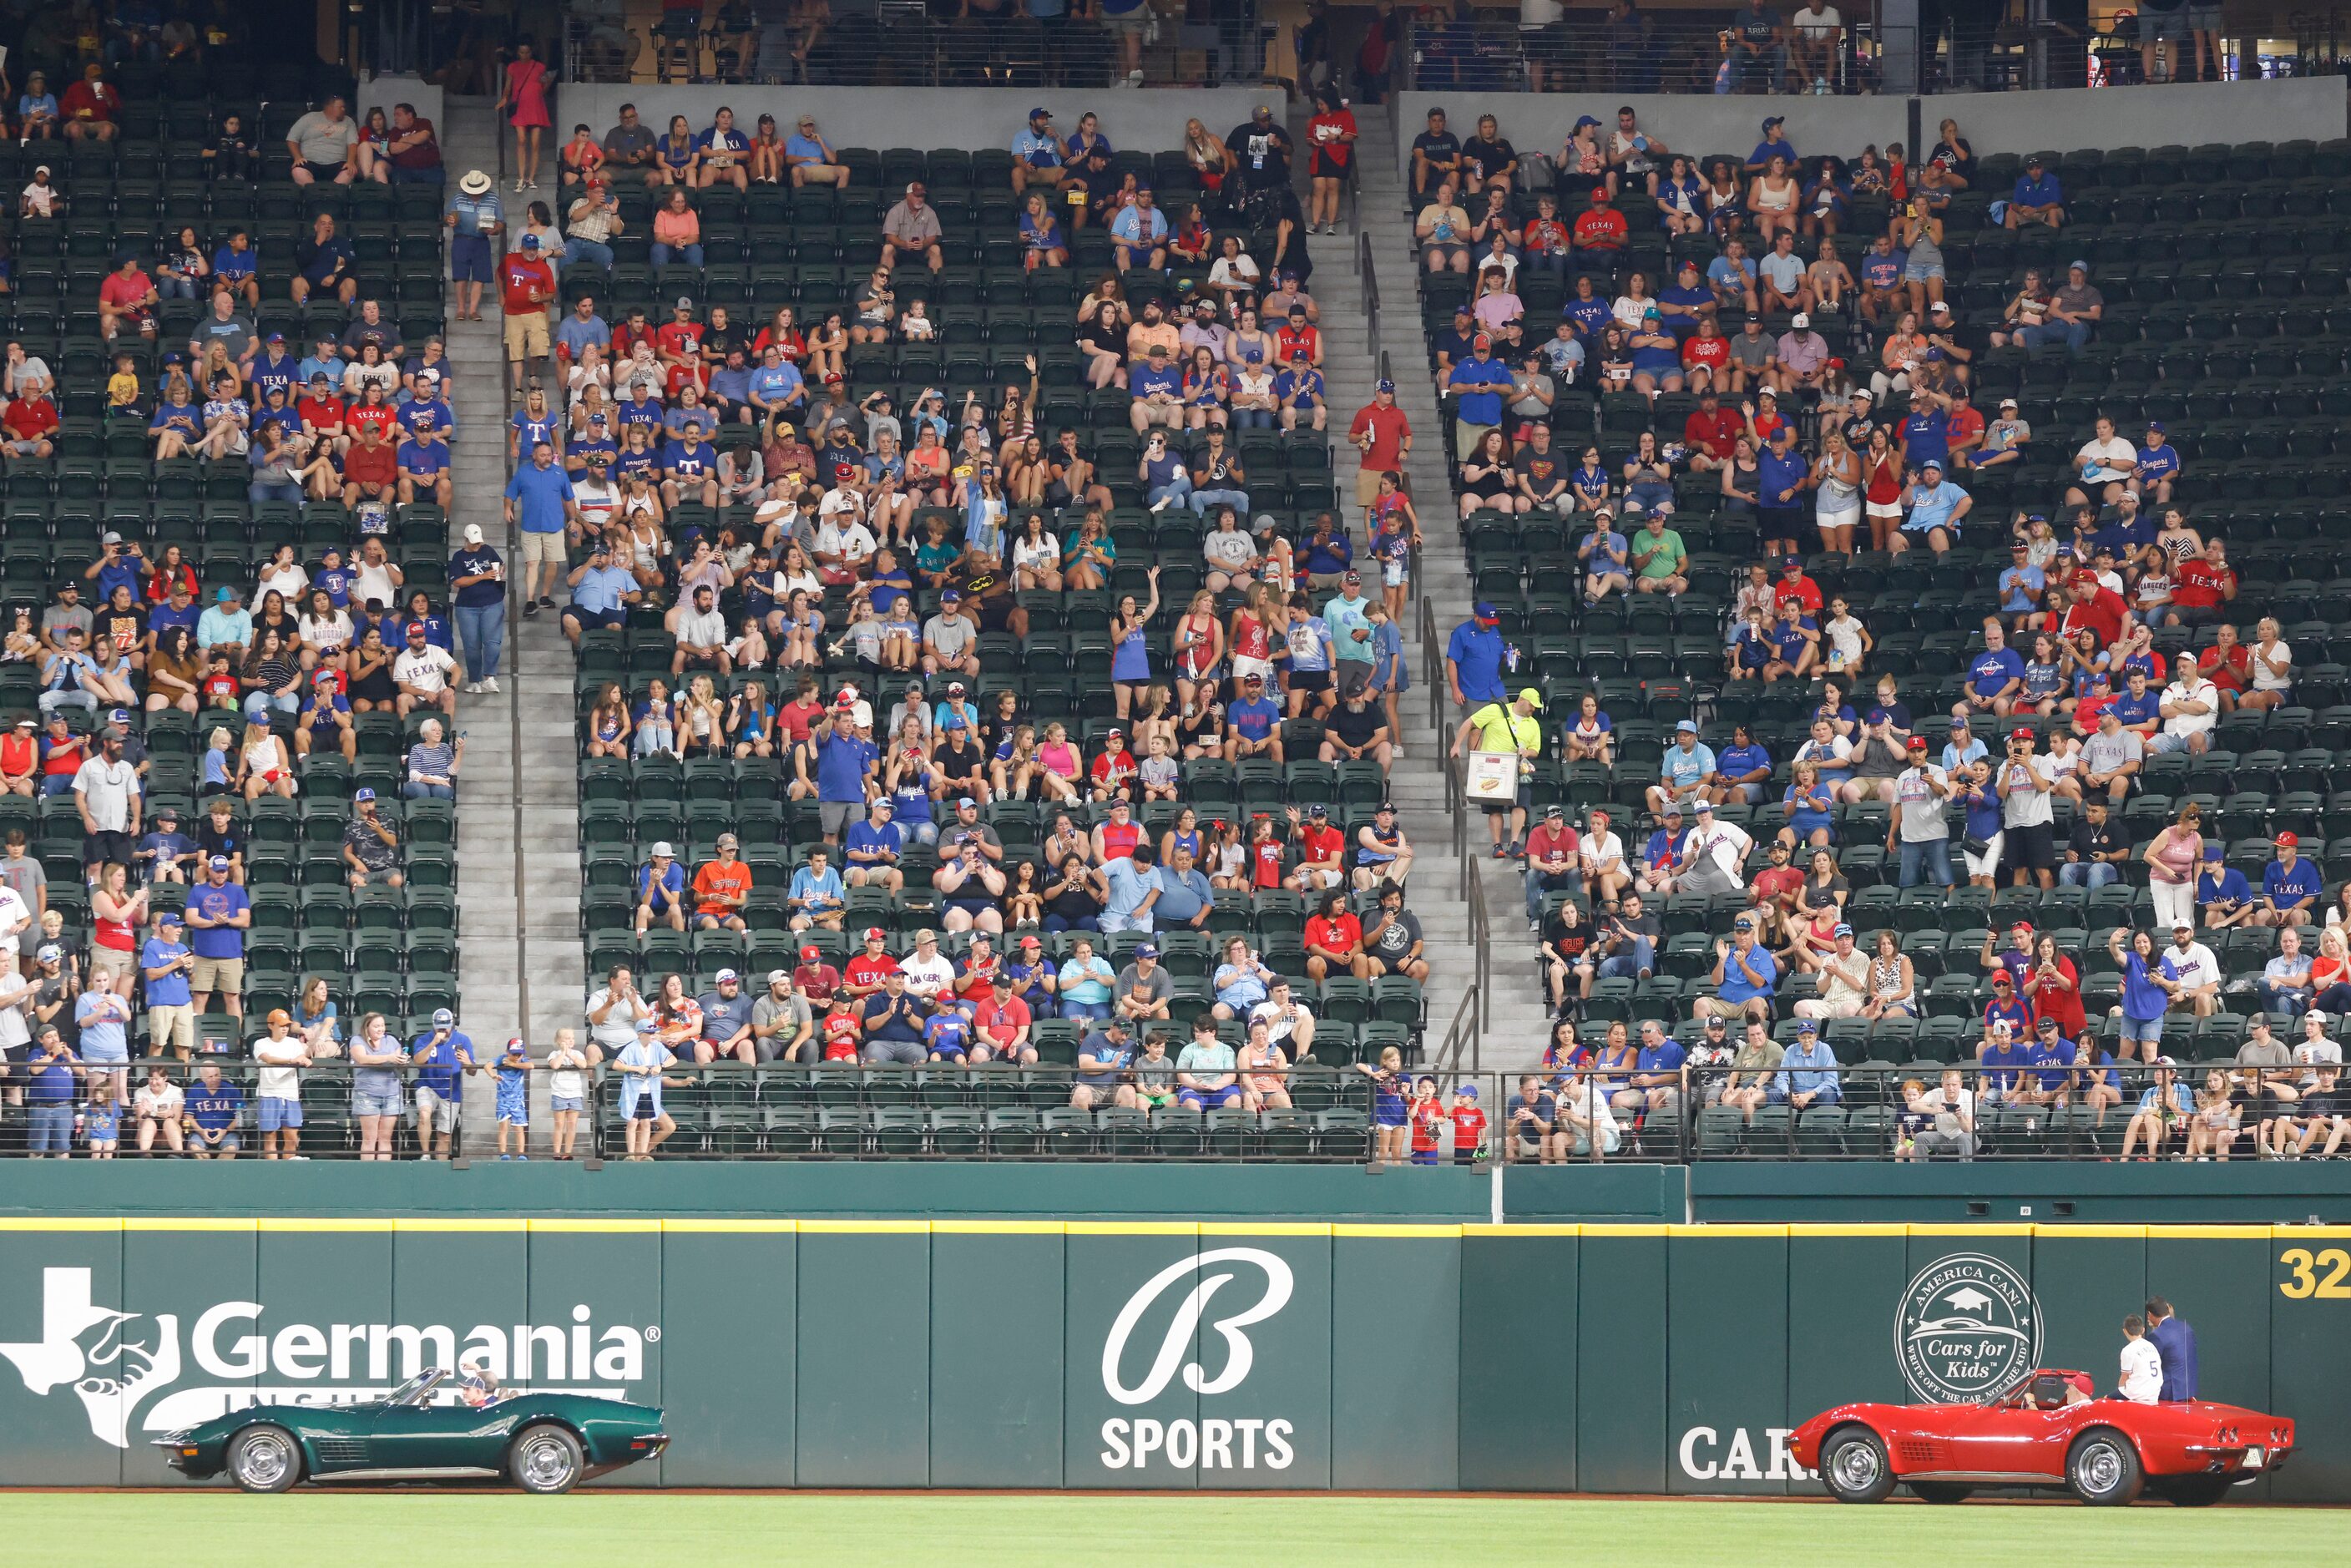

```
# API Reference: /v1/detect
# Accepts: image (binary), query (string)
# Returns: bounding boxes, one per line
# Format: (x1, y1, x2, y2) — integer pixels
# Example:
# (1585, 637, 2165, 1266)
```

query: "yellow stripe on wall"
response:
(0, 1218, 2337, 1240)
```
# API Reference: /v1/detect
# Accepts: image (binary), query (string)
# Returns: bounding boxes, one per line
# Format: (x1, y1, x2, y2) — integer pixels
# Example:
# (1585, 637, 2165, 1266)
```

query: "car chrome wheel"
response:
(1832, 1443, 1882, 1491)
(1819, 1428, 1896, 1504)
(2077, 1444, 2121, 1492)
(227, 1426, 301, 1493)
(510, 1424, 584, 1495)
(2067, 1430, 2144, 1506)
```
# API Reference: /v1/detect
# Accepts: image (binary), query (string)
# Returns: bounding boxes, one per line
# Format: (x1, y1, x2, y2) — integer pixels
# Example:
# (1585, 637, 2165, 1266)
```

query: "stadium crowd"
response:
(0, 40, 503, 1161)
(1413, 102, 2351, 1160)
(483, 94, 1442, 1150)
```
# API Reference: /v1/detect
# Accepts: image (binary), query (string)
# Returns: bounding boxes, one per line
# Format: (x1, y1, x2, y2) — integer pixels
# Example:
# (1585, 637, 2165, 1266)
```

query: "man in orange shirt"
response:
(691, 832, 751, 933)
(499, 234, 556, 393)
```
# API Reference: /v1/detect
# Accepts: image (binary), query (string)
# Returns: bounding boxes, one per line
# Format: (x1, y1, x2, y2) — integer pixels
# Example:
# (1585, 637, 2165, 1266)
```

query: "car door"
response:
(365, 1398, 512, 1474)
(1944, 1396, 2074, 1479)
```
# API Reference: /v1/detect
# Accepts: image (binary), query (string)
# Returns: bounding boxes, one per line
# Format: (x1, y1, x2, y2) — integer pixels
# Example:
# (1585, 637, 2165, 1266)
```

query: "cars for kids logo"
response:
(0, 1267, 650, 1448)
(1895, 1252, 2042, 1404)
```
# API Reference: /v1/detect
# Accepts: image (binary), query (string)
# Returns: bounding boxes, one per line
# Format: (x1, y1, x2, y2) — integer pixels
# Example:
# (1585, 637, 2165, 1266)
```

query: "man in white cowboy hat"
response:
(443, 169, 506, 323)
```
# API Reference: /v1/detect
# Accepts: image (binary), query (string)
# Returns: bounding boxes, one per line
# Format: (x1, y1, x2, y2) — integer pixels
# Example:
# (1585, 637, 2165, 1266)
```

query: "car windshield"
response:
(1998, 1370, 2084, 1409)
(383, 1368, 448, 1407)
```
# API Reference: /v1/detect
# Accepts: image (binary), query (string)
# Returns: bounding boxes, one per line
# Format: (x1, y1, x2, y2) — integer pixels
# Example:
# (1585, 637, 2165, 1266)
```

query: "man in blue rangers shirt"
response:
(184, 1060, 247, 1158)
(812, 696, 878, 842)
(1129, 343, 1184, 436)
(1648, 720, 1716, 817)
(1223, 672, 1284, 762)
(396, 431, 452, 508)
(2134, 420, 2181, 506)
(635, 841, 688, 933)
(2256, 832, 2322, 928)
(184, 856, 250, 1029)
(1445, 600, 1509, 708)
(1009, 107, 1065, 197)
(2005, 154, 2065, 230)
(2194, 842, 2252, 928)
(408, 1006, 477, 1160)
(1445, 334, 1514, 458)
(1956, 621, 2026, 721)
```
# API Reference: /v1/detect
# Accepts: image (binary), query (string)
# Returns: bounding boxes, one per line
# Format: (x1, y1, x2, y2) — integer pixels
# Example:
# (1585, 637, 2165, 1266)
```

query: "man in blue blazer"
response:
(2146, 1296, 2198, 1402)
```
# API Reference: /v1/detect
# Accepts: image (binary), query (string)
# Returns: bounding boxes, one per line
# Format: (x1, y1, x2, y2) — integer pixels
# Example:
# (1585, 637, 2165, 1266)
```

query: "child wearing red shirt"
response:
(1247, 816, 1287, 890)
(1449, 1084, 1489, 1165)
(1408, 1076, 1447, 1164)
(820, 1000, 862, 1061)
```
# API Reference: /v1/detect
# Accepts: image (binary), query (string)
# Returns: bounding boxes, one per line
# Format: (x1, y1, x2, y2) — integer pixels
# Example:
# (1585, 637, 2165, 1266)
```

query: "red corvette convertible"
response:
(1790, 1368, 2293, 1506)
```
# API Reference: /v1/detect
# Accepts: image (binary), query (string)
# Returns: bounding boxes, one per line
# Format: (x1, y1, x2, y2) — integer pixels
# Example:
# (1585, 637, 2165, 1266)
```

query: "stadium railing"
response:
(39, 1060, 2298, 1164)
(561, 8, 1270, 92)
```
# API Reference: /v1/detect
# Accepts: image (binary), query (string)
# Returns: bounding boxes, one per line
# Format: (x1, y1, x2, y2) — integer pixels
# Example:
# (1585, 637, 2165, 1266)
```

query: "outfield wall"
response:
(2, 1221, 2344, 1498)
(17, 1159, 2351, 1225)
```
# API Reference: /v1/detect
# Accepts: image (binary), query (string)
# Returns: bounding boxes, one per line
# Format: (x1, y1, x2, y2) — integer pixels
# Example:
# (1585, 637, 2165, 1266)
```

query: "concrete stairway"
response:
(438, 95, 586, 1154)
(1288, 97, 1532, 1072)
(1337, 97, 1550, 1072)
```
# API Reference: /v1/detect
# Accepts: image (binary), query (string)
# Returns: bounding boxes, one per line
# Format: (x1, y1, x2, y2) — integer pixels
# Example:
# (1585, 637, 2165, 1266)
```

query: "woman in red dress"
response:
(499, 41, 553, 192)
(1306, 88, 1357, 236)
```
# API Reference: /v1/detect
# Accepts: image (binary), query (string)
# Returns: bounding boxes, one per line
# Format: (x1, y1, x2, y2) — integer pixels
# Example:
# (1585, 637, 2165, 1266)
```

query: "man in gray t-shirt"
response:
(1729, 321, 1774, 378)
(2078, 711, 2143, 805)
(922, 601, 978, 676)
(40, 586, 92, 650)
(286, 99, 359, 184)
(1114, 952, 1174, 1024)
(751, 974, 813, 1062)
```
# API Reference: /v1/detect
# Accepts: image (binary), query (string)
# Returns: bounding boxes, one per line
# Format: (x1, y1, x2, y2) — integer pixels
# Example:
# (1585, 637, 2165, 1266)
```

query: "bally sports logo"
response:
(0, 1267, 653, 1449)
(1097, 1248, 1296, 1472)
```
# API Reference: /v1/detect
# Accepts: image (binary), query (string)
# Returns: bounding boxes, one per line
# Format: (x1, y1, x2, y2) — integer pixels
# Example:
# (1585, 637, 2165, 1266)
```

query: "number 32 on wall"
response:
(2278, 1247, 2351, 1299)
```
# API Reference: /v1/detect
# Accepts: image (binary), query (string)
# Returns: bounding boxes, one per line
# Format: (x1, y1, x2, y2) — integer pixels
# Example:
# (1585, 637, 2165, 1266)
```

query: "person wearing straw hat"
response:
(442, 169, 505, 323)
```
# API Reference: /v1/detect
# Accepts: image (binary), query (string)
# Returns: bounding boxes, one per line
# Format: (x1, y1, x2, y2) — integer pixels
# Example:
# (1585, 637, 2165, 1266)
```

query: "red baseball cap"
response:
(2010, 727, 2035, 741)
(799, 945, 820, 961)
(863, 926, 887, 942)
(2278, 831, 2300, 847)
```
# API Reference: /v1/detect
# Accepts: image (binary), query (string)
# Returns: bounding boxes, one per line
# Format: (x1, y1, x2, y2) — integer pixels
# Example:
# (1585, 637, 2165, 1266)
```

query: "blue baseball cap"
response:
(1375, 377, 1395, 392)
(354, 787, 376, 802)
(1473, 602, 1498, 623)
(1797, 1019, 1818, 1035)
(520, 234, 540, 249)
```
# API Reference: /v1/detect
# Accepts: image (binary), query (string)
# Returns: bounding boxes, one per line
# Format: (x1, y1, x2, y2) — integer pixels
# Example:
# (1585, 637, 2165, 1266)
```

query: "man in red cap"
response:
(1997, 726, 2057, 891)
(1571, 185, 1626, 253)
(842, 927, 898, 998)
(2253, 832, 2323, 928)
(1003, 934, 1055, 1016)
(791, 943, 841, 1004)
(1776, 554, 1823, 617)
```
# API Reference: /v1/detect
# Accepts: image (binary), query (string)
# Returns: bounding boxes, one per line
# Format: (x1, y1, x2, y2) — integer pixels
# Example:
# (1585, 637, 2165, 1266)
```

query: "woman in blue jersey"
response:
(1108, 566, 1162, 721)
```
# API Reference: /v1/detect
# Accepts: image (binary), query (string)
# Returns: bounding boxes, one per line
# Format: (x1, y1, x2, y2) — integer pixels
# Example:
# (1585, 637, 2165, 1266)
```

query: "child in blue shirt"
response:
(134, 810, 198, 884)
(494, 1038, 533, 1160)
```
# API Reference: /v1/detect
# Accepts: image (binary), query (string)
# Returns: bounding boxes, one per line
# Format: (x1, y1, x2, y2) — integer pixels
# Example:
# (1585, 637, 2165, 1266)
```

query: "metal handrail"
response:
(1428, 981, 1483, 1078)
(1439, 742, 1492, 1042)
(1416, 593, 1441, 740)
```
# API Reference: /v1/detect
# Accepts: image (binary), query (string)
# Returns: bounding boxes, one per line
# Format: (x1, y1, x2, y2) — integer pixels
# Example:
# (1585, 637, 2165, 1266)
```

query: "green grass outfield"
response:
(9, 1493, 2343, 1566)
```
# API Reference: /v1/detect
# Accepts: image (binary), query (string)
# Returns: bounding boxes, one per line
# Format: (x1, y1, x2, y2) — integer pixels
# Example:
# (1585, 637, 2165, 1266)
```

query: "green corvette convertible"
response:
(154, 1367, 667, 1494)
